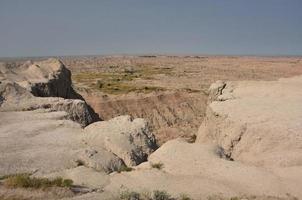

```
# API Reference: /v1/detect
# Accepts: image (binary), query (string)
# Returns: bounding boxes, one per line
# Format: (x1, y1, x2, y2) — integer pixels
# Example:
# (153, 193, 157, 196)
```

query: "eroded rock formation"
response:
(197, 77, 302, 167)
(1, 58, 302, 200)
(103, 76, 302, 199)
(0, 59, 158, 177)
(0, 58, 99, 126)
(84, 115, 157, 166)
(82, 91, 207, 144)
(1, 59, 79, 99)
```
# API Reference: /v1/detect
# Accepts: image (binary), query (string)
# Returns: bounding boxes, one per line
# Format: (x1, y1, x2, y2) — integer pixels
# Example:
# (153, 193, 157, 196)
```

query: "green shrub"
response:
(118, 190, 175, 200)
(120, 190, 141, 200)
(153, 190, 171, 200)
(117, 165, 134, 173)
(62, 178, 73, 187)
(151, 162, 164, 170)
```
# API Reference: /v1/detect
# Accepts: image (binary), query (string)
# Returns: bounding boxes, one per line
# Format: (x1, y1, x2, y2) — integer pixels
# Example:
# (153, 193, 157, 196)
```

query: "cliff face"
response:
(81, 91, 207, 144)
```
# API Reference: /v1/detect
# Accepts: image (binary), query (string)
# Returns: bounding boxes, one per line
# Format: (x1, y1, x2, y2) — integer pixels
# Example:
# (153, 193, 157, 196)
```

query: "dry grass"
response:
(0, 173, 31, 181)
(0, 186, 75, 200)
(118, 190, 193, 200)
(207, 194, 299, 200)
(153, 190, 171, 200)
(72, 69, 167, 94)
(2, 174, 73, 189)
(117, 166, 134, 173)
(119, 190, 172, 200)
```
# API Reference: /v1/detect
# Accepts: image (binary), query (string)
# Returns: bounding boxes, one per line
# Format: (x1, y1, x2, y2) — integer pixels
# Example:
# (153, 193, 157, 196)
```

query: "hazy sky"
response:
(0, 0, 301, 57)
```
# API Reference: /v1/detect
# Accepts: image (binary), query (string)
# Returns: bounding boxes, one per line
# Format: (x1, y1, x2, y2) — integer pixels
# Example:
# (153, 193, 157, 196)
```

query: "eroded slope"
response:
(197, 76, 302, 167)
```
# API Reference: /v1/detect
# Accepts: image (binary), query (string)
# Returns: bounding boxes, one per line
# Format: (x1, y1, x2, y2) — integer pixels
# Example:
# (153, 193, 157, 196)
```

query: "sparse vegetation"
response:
(71, 67, 171, 94)
(153, 190, 171, 200)
(119, 190, 173, 200)
(150, 162, 164, 170)
(179, 193, 192, 200)
(0, 195, 28, 200)
(2, 174, 73, 189)
(206, 195, 299, 200)
(120, 190, 141, 200)
(117, 165, 134, 173)
(0, 173, 31, 181)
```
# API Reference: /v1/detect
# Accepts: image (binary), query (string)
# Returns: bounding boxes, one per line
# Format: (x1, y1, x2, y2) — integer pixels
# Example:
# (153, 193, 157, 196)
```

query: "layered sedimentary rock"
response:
(82, 91, 207, 144)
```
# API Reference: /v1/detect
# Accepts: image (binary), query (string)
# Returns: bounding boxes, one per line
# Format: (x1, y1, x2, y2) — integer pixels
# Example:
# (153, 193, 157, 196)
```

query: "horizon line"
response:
(1, 53, 302, 60)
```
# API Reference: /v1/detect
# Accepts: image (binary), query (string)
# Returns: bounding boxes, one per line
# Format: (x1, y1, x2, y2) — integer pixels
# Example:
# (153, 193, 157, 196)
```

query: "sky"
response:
(0, 0, 301, 57)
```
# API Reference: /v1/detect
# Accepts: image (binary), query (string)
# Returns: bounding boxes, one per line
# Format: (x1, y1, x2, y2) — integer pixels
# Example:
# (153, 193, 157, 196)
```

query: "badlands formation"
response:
(0, 58, 302, 200)
(65, 56, 302, 145)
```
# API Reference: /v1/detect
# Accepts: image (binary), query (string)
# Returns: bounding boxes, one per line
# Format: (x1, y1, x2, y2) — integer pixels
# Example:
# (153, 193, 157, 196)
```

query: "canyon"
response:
(66, 56, 302, 144)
